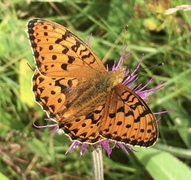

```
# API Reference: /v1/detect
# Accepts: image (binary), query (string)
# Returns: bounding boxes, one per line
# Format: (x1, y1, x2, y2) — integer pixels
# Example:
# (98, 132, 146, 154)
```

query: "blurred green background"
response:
(0, 0, 191, 180)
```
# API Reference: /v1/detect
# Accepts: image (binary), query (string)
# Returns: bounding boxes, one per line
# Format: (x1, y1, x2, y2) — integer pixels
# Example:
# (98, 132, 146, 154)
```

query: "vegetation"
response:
(1, 0, 191, 179)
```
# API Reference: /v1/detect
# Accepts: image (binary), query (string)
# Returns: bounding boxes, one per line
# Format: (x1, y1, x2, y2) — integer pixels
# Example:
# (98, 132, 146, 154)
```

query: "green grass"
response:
(1, 0, 191, 179)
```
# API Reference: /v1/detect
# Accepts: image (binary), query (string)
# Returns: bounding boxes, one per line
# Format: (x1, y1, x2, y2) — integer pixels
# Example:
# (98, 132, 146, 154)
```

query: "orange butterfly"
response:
(28, 19, 158, 147)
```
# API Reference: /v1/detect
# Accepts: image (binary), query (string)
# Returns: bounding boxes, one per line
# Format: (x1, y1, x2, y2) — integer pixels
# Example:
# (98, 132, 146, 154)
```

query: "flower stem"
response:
(91, 147, 104, 180)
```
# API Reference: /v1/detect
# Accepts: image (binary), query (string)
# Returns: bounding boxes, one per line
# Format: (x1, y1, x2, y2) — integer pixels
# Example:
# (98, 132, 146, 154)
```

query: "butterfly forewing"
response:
(28, 19, 106, 78)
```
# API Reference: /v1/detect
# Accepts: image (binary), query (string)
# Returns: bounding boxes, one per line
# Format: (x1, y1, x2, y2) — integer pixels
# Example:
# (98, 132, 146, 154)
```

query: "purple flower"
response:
(33, 45, 167, 157)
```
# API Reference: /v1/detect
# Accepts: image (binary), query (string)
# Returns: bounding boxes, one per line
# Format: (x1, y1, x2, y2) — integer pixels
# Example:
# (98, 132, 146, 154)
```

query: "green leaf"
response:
(19, 58, 34, 107)
(0, 173, 9, 180)
(134, 148, 191, 180)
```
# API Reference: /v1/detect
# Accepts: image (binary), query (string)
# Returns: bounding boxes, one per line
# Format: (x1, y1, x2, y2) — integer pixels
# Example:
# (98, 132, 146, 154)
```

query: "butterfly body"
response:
(28, 19, 158, 147)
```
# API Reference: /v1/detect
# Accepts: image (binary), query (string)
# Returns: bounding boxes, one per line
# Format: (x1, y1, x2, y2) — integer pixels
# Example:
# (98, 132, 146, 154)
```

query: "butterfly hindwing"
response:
(33, 70, 107, 125)
(100, 84, 158, 147)
(33, 70, 78, 117)
(59, 105, 105, 143)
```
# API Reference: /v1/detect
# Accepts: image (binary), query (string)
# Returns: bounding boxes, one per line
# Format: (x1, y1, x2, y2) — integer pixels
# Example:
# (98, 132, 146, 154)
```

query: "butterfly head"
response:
(107, 69, 125, 89)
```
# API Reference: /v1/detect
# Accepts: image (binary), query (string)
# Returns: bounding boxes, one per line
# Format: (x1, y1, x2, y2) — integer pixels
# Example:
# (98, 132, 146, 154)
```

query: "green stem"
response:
(91, 147, 104, 180)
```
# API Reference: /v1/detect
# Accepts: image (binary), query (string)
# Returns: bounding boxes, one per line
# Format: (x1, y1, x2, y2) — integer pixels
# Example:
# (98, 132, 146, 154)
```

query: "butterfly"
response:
(28, 19, 158, 147)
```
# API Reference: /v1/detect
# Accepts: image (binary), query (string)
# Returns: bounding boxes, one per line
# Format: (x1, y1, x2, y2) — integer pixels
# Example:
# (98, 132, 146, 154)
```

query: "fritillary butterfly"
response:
(28, 19, 158, 147)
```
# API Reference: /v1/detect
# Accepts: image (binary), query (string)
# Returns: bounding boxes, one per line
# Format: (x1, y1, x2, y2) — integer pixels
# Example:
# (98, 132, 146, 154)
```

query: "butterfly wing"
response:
(29, 18, 108, 125)
(99, 84, 158, 147)
(32, 70, 80, 119)
(33, 70, 106, 122)
(59, 105, 105, 143)
(28, 18, 106, 78)
(32, 63, 108, 143)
